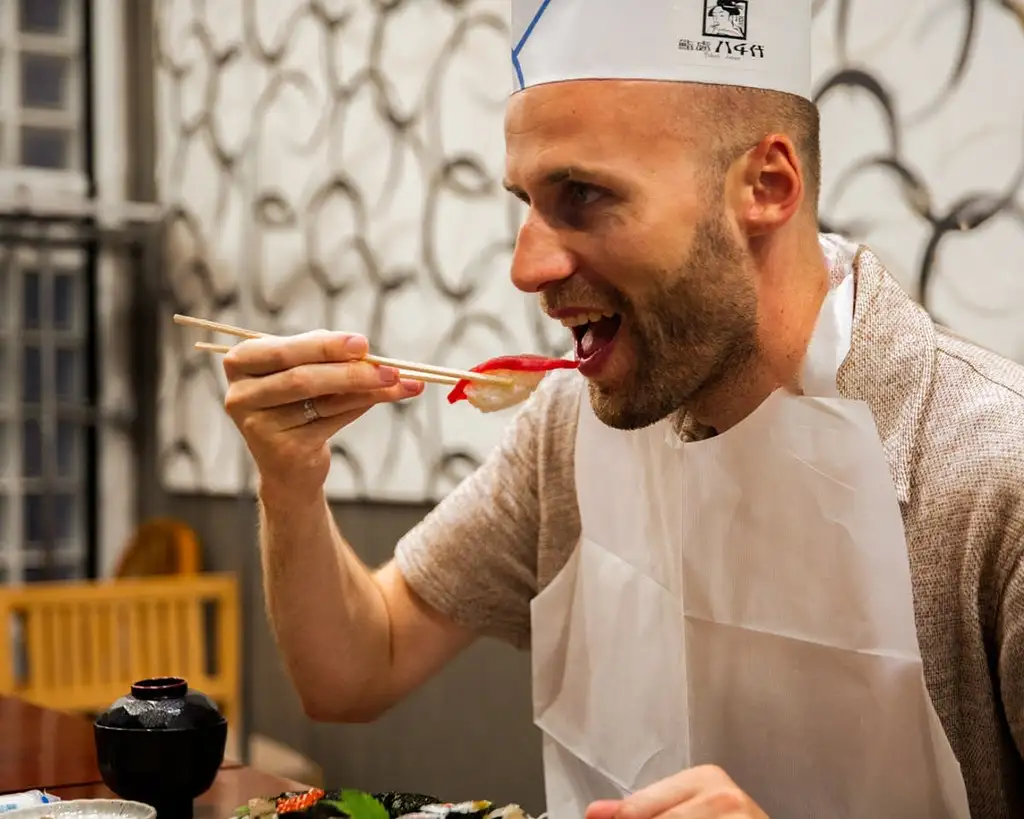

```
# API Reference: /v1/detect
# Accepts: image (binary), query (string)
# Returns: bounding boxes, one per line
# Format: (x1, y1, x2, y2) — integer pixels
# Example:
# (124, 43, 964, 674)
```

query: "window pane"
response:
(22, 270, 41, 329)
(21, 493, 78, 553)
(53, 273, 77, 330)
(56, 420, 79, 478)
(25, 564, 81, 583)
(20, 54, 68, 110)
(0, 343, 9, 407)
(0, 427, 8, 477)
(22, 345, 41, 404)
(54, 492, 77, 541)
(19, 0, 65, 34)
(0, 260, 10, 330)
(20, 127, 69, 169)
(21, 419, 42, 478)
(23, 493, 46, 544)
(55, 347, 81, 401)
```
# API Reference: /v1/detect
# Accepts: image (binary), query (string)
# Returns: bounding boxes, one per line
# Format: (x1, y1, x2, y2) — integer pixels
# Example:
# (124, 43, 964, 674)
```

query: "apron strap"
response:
(801, 271, 854, 399)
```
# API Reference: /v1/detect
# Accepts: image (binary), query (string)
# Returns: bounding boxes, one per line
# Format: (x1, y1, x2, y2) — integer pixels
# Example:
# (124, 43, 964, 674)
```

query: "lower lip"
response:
(576, 332, 619, 378)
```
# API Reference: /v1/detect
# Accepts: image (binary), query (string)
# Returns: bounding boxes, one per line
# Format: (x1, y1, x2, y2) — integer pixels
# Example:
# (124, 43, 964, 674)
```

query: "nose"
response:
(510, 213, 576, 293)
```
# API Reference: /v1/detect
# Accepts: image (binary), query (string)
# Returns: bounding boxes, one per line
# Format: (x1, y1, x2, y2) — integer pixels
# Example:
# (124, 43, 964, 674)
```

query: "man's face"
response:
(503, 80, 760, 430)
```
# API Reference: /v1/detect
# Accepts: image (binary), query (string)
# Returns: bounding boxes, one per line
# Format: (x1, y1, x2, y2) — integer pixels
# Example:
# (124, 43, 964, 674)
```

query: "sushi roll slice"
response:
(276, 789, 328, 815)
(373, 794, 441, 818)
(394, 803, 492, 819)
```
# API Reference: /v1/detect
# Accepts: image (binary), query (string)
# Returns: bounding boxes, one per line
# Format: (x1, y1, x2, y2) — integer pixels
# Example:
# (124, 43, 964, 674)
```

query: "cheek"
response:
(586, 229, 684, 295)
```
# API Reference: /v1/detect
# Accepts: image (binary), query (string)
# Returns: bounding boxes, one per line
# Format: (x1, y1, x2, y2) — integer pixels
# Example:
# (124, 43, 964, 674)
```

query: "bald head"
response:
(674, 83, 822, 216)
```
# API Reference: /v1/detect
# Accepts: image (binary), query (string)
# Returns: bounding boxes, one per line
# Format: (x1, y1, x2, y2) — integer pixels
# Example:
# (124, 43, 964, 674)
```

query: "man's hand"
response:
(222, 329, 424, 499)
(585, 766, 768, 819)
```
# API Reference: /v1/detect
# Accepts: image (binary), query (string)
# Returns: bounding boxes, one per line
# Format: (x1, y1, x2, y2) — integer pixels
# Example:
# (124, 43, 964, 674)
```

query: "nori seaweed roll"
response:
(372, 794, 440, 818)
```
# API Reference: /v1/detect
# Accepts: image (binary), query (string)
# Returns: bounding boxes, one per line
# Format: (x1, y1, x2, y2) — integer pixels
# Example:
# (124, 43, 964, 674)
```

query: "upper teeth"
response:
(559, 310, 616, 328)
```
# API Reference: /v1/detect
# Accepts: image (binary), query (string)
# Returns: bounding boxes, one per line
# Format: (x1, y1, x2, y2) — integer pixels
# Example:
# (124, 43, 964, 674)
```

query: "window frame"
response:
(0, 0, 88, 185)
(0, 236, 92, 584)
(0, 0, 151, 584)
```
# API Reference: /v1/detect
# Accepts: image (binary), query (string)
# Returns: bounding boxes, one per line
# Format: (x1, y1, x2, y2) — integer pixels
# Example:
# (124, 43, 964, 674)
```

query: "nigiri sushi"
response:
(447, 355, 579, 413)
(396, 802, 493, 819)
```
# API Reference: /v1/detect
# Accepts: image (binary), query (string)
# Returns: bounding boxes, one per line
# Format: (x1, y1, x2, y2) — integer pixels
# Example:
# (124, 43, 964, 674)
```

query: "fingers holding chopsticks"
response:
(220, 329, 425, 498)
(223, 330, 426, 419)
(222, 329, 368, 378)
(240, 383, 420, 434)
(226, 355, 411, 411)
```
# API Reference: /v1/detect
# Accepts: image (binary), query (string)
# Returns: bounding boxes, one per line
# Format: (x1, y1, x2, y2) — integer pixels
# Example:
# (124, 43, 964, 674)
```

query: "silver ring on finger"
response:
(302, 398, 320, 424)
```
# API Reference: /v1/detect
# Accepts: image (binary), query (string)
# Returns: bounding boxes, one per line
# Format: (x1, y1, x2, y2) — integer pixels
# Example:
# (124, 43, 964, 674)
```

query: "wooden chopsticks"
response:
(174, 314, 514, 388)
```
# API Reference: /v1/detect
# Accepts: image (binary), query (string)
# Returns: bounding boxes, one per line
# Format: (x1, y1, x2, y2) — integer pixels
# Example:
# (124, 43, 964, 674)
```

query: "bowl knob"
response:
(130, 677, 189, 700)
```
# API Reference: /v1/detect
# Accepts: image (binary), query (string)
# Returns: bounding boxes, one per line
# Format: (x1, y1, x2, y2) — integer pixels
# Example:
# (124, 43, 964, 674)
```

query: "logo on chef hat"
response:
(702, 0, 748, 41)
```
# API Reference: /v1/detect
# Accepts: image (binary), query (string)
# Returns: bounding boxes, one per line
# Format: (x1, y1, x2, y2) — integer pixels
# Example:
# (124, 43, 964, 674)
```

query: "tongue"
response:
(578, 316, 620, 359)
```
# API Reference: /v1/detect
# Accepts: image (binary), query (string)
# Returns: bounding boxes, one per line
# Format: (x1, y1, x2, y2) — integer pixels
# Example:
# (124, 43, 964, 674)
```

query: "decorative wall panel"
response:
(814, 0, 1024, 360)
(156, 0, 1024, 500)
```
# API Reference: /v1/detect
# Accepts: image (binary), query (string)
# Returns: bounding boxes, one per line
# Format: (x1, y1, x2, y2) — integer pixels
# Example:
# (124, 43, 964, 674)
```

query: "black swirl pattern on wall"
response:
(814, 0, 1024, 313)
(156, 0, 1024, 500)
(813, 0, 1024, 345)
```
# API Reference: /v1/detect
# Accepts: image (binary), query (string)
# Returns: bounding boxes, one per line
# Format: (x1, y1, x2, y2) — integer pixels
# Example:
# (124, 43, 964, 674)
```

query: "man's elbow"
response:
(296, 688, 394, 724)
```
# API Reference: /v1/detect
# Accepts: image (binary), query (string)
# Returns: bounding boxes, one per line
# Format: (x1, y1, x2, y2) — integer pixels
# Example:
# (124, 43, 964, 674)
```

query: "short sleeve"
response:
(393, 371, 578, 650)
(997, 528, 1024, 759)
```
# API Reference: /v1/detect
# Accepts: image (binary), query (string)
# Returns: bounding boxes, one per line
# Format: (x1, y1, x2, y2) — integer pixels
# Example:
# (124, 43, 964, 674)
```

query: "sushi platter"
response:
(230, 789, 541, 819)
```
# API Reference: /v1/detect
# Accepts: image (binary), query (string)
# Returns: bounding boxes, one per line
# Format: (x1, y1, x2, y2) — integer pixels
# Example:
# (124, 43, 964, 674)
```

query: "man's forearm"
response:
(258, 483, 394, 721)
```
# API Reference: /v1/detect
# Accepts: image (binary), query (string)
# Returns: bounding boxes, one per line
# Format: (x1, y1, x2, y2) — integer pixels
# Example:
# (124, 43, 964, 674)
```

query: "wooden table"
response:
(0, 695, 105, 793)
(0, 695, 303, 816)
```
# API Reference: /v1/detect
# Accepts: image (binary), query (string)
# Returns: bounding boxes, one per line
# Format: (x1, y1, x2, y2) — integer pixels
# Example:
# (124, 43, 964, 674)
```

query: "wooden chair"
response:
(0, 573, 240, 729)
(114, 518, 203, 578)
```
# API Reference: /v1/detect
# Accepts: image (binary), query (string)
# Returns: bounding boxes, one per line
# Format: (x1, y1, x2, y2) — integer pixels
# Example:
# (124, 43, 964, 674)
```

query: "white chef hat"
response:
(510, 0, 812, 101)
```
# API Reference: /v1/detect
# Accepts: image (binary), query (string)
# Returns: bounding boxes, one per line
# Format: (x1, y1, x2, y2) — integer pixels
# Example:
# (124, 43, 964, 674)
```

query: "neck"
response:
(688, 234, 831, 433)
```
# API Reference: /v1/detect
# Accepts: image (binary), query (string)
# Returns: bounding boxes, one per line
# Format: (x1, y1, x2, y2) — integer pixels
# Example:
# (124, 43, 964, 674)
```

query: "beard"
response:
(586, 212, 760, 431)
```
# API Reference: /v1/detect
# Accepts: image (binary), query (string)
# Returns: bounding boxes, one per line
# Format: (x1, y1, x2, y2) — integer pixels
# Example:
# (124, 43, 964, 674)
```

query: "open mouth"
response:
(560, 311, 623, 363)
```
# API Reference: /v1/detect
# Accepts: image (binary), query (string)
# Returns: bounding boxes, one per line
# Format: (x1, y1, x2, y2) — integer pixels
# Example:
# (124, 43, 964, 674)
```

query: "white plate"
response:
(3, 800, 156, 819)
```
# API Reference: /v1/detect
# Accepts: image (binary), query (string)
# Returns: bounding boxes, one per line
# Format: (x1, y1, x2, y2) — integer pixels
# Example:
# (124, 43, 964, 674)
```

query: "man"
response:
(221, 0, 1024, 817)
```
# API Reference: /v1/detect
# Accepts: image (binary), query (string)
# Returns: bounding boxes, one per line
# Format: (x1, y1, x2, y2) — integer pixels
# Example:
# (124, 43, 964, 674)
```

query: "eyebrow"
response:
(502, 166, 616, 198)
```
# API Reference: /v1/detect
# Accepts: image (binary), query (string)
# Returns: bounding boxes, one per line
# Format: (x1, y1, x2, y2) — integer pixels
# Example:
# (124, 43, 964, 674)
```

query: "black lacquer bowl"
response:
(93, 677, 228, 819)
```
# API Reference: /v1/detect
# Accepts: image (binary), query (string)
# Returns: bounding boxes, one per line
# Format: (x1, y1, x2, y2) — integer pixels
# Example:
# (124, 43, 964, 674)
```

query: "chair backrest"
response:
(0, 573, 240, 728)
(114, 518, 203, 578)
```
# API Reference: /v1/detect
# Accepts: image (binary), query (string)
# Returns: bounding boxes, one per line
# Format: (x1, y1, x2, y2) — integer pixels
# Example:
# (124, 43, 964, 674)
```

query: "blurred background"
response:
(0, 0, 1021, 813)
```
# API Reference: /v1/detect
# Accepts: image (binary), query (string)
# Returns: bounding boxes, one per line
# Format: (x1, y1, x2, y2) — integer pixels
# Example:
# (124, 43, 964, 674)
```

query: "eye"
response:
(565, 181, 603, 208)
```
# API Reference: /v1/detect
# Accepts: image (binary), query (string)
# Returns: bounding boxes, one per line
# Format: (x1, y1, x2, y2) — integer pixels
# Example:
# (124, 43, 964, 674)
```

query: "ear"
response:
(730, 134, 804, 236)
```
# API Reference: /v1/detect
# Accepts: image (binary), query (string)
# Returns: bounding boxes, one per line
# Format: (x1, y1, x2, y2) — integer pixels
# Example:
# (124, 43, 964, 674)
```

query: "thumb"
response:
(585, 800, 622, 819)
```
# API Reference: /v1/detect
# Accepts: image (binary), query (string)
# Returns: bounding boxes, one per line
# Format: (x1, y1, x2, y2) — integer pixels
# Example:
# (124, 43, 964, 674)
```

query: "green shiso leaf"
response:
(322, 791, 389, 819)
